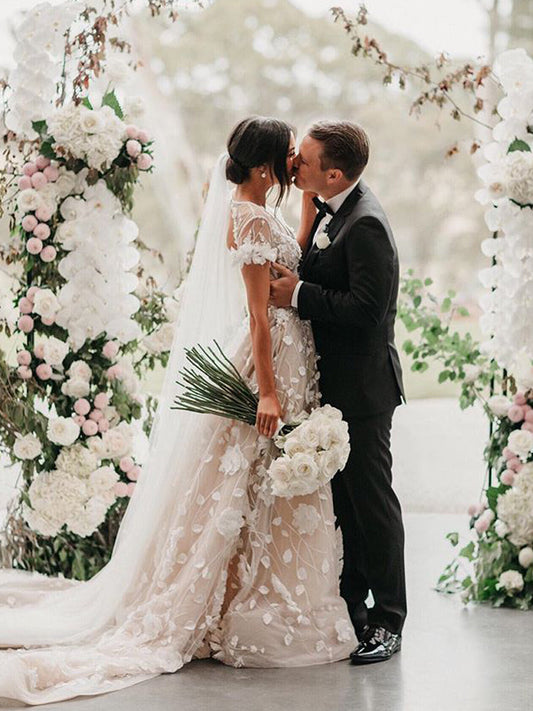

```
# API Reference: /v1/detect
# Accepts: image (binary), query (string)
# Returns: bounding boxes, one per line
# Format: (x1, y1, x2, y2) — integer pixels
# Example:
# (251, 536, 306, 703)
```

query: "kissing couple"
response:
(0, 116, 406, 705)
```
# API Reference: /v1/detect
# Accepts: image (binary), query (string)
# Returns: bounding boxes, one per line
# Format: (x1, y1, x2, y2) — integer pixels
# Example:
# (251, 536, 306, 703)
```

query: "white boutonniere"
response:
(315, 231, 331, 250)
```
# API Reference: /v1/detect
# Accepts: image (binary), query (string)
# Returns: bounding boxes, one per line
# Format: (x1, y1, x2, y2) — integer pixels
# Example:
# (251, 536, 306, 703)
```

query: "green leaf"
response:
(446, 531, 459, 547)
(32, 119, 48, 136)
(413, 295, 422, 308)
(457, 307, 469, 317)
(101, 90, 124, 119)
(508, 138, 531, 153)
(424, 277, 433, 286)
(459, 541, 475, 561)
(82, 96, 93, 109)
(441, 297, 452, 312)
(40, 141, 57, 159)
(438, 370, 449, 383)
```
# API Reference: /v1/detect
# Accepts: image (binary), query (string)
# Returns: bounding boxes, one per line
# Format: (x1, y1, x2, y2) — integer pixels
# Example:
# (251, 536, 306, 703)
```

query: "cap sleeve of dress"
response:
(230, 202, 277, 268)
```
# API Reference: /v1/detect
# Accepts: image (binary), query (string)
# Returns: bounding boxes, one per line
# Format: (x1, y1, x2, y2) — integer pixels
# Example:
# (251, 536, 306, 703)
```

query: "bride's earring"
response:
(261, 171, 267, 178)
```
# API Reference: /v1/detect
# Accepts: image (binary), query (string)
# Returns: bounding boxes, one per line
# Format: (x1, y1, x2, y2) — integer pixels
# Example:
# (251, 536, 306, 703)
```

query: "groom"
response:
(270, 121, 407, 664)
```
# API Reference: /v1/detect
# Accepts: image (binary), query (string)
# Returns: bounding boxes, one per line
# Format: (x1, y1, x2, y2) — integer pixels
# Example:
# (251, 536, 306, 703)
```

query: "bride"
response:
(0, 116, 356, 705)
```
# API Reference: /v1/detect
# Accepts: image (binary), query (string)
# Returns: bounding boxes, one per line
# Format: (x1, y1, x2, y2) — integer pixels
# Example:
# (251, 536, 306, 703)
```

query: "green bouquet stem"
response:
(172, 342, 293, 436)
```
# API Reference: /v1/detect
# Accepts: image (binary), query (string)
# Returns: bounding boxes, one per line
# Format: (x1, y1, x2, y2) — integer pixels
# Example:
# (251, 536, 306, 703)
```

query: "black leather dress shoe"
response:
(350, 626, 401, 665)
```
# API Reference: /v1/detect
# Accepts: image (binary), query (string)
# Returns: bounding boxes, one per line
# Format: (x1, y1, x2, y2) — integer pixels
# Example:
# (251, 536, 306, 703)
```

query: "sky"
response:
(0, 0, 490, 67)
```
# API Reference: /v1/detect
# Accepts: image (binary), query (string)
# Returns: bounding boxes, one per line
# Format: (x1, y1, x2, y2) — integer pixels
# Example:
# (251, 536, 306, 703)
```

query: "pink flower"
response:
(475, 517, 489, 534)
(89, 409, 103, 422)
(137, 153, 153, 171)
(525, 409, 533, 423)
(17, 365, 32, 380)
(30, 172, 48, 190)
(137, 129, 149, 143)
(82, 420, 98, 436)
(35, 156, 50, 171)
(93, 392, 109, 409)
(501, 469, 516, 486)
(21, 215, 38, 232)
(35, 363, 52, 380)
(521, 422, 533, 434)
(102, 341, 119, 360)
(119, 456, 134, 473)
(508, 405, 525, 423)
(22, 162, 37, 177)
(41, 315, 55, 326)
(40, 245, 57, 262)
(126, 482, 136, 497)
(18, 176, 32, 190)
(467, 503, 481, 517)
(508, 457, 523, 471)
(114, 481, 129, 497)
(126, 139, 142, 158)
(74, 398, 91, 416)
(98, 418, 110, 433)
(16, 350, 32, 366)
(18, 315, 34, 333)
(18, 296, 33, 314)
(127, 465, 141, 481)
(106, 365, 123, 380)
(125, 125, 139, 139)
(27, 286, 39, 301)
(43, 165, 59, 182)
(26, 237, 43, 255)
(33, 223, 51, 240)
(73, 415, 86, 427)
(35, 205, 53, 222)
(514, 393, 527, 406)
(34, 343, 45, 359)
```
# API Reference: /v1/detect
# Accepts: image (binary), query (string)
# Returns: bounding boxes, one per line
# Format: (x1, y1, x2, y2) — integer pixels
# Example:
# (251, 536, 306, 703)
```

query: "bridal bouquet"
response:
(173, 343, 350, 498)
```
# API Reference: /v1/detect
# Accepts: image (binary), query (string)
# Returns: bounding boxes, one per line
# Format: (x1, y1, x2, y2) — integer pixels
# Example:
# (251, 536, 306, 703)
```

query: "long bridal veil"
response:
(0, 153, 246, 647)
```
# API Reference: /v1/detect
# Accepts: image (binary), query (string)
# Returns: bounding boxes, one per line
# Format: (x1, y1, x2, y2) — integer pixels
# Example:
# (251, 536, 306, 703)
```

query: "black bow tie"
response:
(312, 196, 334, 216)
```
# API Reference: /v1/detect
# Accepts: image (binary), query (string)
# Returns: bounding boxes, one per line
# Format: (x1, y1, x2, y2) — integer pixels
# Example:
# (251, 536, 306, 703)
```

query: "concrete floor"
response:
(2, 513, 530, 711)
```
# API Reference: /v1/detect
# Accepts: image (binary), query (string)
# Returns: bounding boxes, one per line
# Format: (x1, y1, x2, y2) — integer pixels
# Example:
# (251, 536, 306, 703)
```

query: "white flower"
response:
(61, 378, 90, 398)
(67, 360, 92, 382)
(463, 364, 481, 384)
(315, 231, 331, 249)
(22, 503, 62, 537)
(296, 421, 321, 450)
(219, 444, 247, 477)
(13, 434, 42, 460)
(497, 463, 533, 546)
(292, 504, 320, 535)
(487, 395, 512, 418)
(32, 289, 60, 319)
(86, 435, 108, 459)
(284, 436, 307, 458)
(494, 519, 509, 538)
(104, 56, 131, 86)
(507, 429, 533, 460)
(511, 350, 533, 392)
(60, 196, 87, 221)
(79, 107, 107, 134)
(56, 444, 99, 476)
(54, 169, 78, 198)
(335, 618, 355, 643)
(122, 95, 146, 119)
(216, 508, 244, 540)
(89, 465, 119, 494)
(42, 336, 69, 366)
(518, 546, 533, 568)
(497, 570, 524, 594)
(17, 188, 42, 213)
(503, 151, 533, 205)
(102, 422, 133, 458)
(290, 452, 319, 481)
(47, 417, 80, 446)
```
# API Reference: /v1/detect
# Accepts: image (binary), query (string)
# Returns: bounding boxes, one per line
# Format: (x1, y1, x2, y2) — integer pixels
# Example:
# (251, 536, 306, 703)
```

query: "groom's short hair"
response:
(308, 121, 369, 181)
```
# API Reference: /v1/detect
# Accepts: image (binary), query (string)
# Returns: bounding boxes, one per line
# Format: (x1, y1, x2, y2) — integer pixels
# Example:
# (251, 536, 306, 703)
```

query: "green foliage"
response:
(508, 138, 531, 153)
(101, 89, 124, 119)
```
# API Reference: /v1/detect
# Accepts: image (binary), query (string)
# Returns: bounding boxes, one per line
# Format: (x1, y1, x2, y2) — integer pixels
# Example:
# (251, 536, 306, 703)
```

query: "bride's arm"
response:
(296, 191, 318, 249)
(241, 263, 282, 438)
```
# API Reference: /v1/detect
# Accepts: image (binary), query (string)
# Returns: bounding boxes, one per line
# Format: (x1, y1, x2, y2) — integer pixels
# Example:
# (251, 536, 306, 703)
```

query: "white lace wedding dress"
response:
(0, 199, 356, 705)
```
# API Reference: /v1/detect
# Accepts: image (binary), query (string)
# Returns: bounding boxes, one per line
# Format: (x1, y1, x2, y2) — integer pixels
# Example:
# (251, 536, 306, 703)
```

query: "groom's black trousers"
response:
(331, 408, 407, 636)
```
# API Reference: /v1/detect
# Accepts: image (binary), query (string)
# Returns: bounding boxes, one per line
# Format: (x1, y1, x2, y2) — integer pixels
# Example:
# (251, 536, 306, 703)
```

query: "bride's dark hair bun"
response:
(225, 153, 249, 184)
(225, 115, 294, 205)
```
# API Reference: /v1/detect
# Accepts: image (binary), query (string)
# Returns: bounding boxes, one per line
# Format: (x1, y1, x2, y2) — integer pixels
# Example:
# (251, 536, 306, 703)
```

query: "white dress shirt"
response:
(290, 180, 361, 309)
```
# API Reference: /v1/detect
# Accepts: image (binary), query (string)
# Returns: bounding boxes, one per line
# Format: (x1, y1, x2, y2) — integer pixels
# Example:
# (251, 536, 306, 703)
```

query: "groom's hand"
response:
(269, 263, 298, 307)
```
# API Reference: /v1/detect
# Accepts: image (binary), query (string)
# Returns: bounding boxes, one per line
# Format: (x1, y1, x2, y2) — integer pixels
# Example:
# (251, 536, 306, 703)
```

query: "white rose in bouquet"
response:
(283, 434, 306, 458)
(89, 466, 119, 495)
(61, 378, 90, 398)
(295, 421, 321, 450)
(317, 449, 341, 480)
(504, 151, 533, 206)
(54, 169, 78, 198)
(87, 435, 108, 459)
(13, 434, 42, 460)
(47, 417, 80, 446)
(67, 360, 92, 382)
(79, 107, 107, 134)
(268, 456, 293, 497)
(507, 429, 533, 459)
(17, 188, 42, 213)
(497, 570, 524, 594)
(33, 289, 60, 319)
(42, 336, 69, 366)
(487, 395, 512, 417)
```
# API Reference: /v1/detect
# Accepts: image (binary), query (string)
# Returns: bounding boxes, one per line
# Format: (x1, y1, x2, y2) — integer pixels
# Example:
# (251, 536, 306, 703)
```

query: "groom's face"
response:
(293, 135, 330, 195)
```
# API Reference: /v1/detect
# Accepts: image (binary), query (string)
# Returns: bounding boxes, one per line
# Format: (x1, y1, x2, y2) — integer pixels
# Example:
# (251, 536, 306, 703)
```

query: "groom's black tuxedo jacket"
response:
(297, 180, 405, 418)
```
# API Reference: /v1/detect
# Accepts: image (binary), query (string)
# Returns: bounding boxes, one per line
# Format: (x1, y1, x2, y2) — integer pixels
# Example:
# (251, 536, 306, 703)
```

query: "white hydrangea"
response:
(497, 463, 533, 546)
(504, 151, 533, 206)
(507, 429, 533, 460)
(13, 434, 42, 460)
(497, 570, 524, 595)
(55, 444, 99, 477)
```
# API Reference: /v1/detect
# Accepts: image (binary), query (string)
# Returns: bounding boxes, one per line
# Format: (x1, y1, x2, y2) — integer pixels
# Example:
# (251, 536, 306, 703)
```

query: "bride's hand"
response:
(256, 393, 283, 438)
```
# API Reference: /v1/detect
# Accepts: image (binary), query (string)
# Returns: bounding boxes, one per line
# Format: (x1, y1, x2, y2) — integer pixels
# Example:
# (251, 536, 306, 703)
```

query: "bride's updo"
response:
(226, 116, 293, 204)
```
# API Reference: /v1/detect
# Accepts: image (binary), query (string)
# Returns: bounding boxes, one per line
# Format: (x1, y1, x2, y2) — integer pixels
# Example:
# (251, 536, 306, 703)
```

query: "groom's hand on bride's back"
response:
(269, 263, 298, 308)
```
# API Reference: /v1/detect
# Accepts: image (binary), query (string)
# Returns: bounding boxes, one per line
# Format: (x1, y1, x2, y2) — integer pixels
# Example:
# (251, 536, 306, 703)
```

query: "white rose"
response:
(317, 449, 341, 479)
(86, 436, 109, 459)
(315, 231, 331, 249)
(61, 378, 91, 398)
(102, 425, 132, 458)
(463, 364, 481, 384)
(311, 404, 343, 421)
(13, 434, 42, 460)
(67, 360, 92, 382)
(89, 466, 119, 494)
(17, 188, 42, 213)
(60, 196, 87, 222)
(79, 107, 107, 134)
(518, 546, 533, 568)
(290, 452, 319, 481)
(497, 569, 524, 594)
(216, 508, 244, 540)
(32, 289, 60, 319)
(504, 150, 533, 205)
(284, 435, 307, 458)
(42, 336, 69, 366)
(507, 429, 533, 460)
(487, 395, 512, 418)
(296, 422, 321, 450)
(47, 417, 80, 446)
(55, 170, 77, 199)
